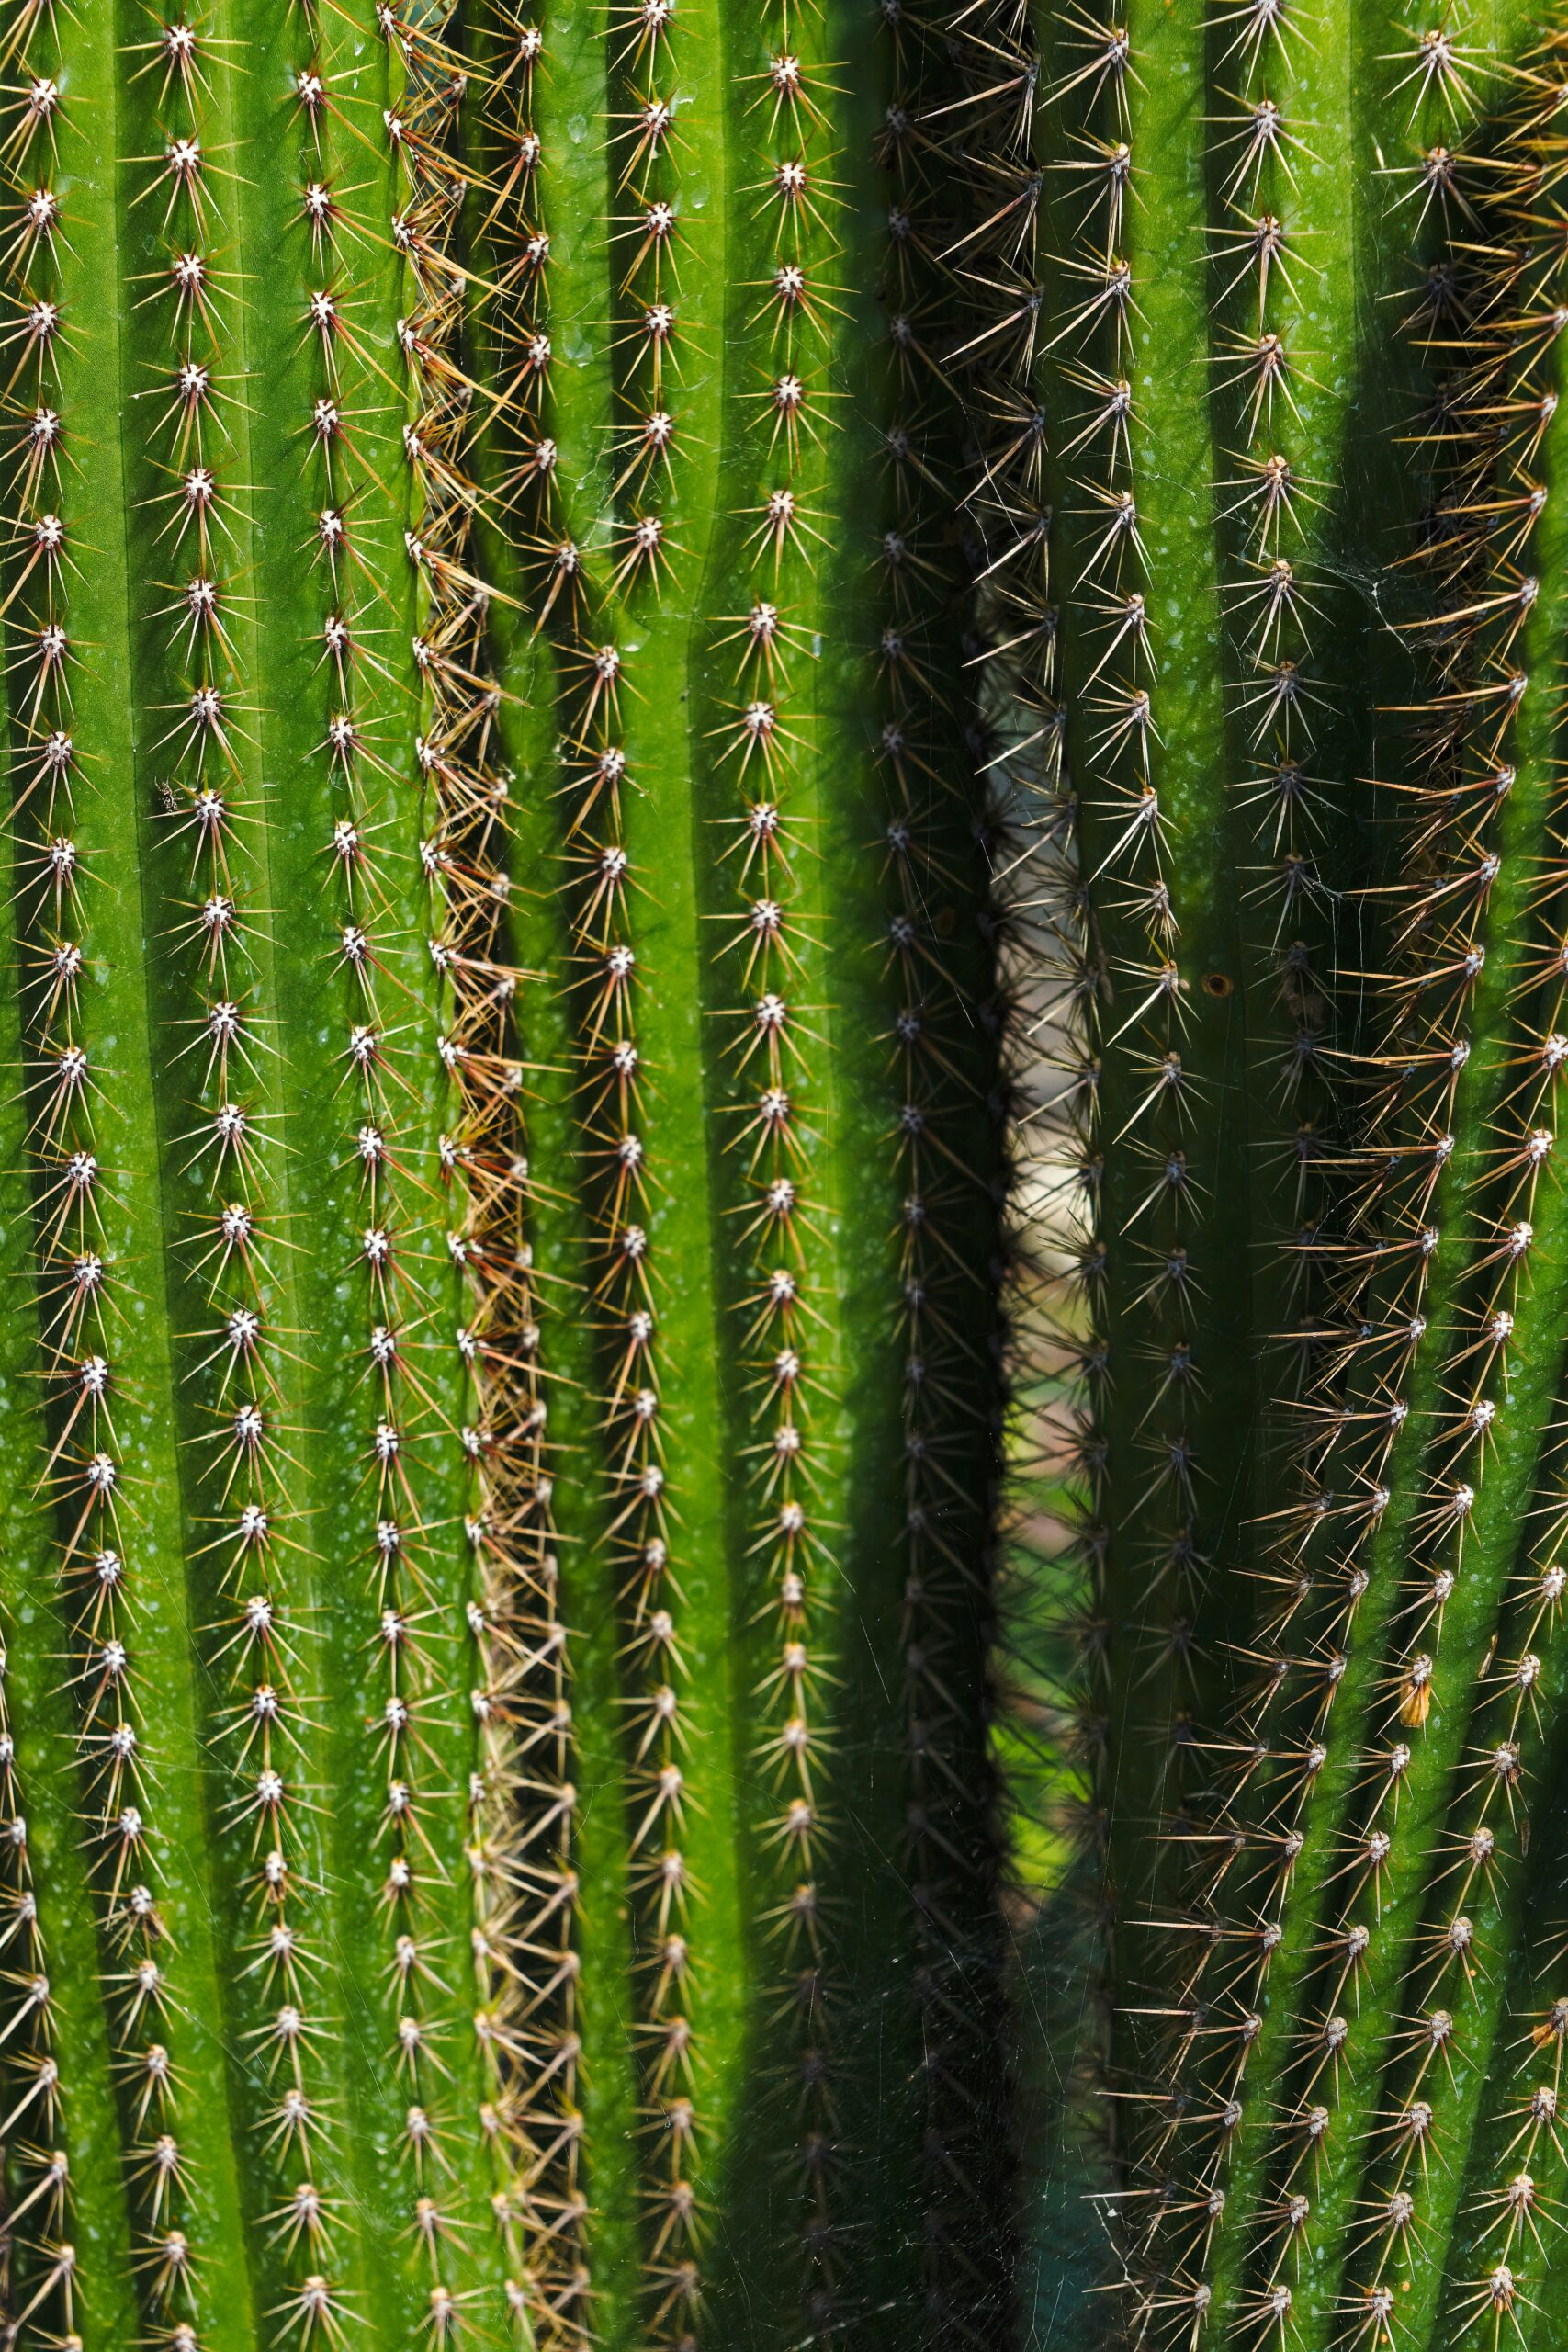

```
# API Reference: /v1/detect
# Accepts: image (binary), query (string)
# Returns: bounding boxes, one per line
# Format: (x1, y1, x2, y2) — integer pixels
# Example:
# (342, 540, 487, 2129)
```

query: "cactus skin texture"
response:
(979, 0, 1568, 2335)
(0, 0, 1018, 2344)
(0, 0, 557, 2345)
(468, 0, 1019, 2337)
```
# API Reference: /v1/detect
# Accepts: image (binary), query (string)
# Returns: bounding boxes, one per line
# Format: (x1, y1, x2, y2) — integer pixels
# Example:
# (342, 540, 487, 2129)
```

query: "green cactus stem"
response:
(1186, 67, 1568, 2346)
(0, 0, 1021, 2345)
(467, 0, 1018, 2335)
(968, 0, 1568, 2336)
(0, 2, 548, 2345)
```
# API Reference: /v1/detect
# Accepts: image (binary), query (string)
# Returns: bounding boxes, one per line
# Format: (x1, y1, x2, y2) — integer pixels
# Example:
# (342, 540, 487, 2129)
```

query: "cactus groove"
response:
(0, 0, 558, 2343)
(997, 0, 1568, 2338)
(0, 0, 1019, 2343)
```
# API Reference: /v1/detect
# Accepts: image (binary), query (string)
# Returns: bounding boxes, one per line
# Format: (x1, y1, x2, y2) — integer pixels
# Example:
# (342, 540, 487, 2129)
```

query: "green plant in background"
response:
(0, 0, 1021, 2346)
(956, 0, 1568, 2332)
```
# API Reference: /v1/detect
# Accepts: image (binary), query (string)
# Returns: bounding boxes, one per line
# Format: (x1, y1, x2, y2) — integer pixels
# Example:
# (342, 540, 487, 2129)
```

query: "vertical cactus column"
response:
(992, 0, 1568, 2336)
(995, 0, 1406, 2264)
(471, 0, 1016, 2334)
(1187, 52, 1568, 2346)
(0, 1, 542, 2344)
(0, 0, 1020, 2333)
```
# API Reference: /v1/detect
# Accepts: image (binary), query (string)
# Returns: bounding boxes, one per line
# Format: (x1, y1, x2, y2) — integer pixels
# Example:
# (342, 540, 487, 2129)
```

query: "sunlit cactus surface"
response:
(0, 0, 1020, 2348)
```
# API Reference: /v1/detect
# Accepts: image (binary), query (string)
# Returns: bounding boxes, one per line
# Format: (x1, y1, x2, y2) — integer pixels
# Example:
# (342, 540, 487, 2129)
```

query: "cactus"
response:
(968, 0, 1568, 2334)
(0, 0, 1021, 2344)
(466, 0, 1027, 2334)
(0, 0, 553, 2344)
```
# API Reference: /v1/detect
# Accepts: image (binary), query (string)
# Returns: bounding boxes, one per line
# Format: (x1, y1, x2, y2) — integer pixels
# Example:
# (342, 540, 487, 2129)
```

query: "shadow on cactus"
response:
(0, 0, 1022, 2346)
(980, 0, 1568, 2337)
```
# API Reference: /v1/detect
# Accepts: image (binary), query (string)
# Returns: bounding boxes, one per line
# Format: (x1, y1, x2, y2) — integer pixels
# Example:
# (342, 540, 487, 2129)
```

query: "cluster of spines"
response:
(369, 4, 568, 2338)
(0, 67, 75, 2231)
(1057, 20, 1499, 2339)
(1201, 0, 1348, 1398)
(0, 0, 565, 2338)
(930, 0, 1123, 2305)
(1068, 0, 1365, 2321)
(478, 0, 715, 2327)
(987, 0, 1210, 2264)
(1208, 51, 1568, 2339)
(469, 0, 1036, 2323)
(950, 0, 1486, 2335)
(1032, 20, 1568, 2345)
(126, 22, 338, 2346)
(0, 5, 159, 2336)
(536, 141, 710, 2352)
(1190, 54, 1568, 2346)
(465, 12, 592, 2343)
(1033, 0, 1233, 2181)
(694, 6, 856, 2333)
(0, 0, 1035, 2339)
(0, 1625, 62, 2336)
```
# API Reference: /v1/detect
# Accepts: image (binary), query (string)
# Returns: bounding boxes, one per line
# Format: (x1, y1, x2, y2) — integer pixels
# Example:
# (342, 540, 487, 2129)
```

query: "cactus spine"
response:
(0, 0, 1017, 2344)
(0, 0, 551, 2342)
(988, 0, 1568, 2337)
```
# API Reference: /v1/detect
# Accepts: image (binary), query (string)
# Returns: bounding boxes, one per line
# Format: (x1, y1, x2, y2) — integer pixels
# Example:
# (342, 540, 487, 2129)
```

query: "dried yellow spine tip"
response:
(472, 0, 1016, 2332)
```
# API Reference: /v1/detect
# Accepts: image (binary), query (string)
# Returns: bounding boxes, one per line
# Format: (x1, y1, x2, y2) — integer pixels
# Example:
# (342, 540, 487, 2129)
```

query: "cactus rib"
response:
(1001, 0, 1568, 2342)
(0, 3, 543, 2344)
